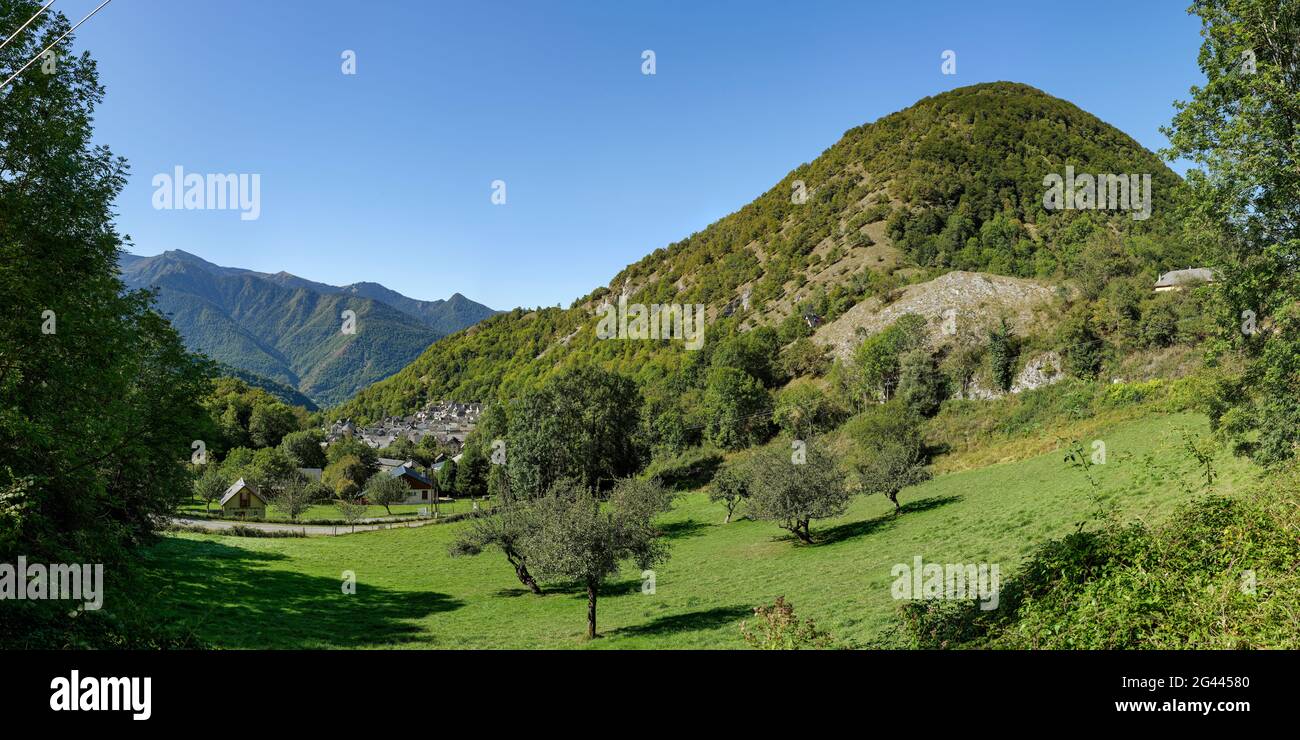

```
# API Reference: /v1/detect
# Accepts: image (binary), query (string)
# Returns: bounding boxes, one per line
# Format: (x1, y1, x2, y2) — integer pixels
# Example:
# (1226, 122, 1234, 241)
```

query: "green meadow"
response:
(135, 412, 1258, 649)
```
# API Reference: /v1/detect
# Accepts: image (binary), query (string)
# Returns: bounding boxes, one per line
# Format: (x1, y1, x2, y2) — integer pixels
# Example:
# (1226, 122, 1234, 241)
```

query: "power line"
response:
(0, 0, 111, 92)
(0, 1, 56, 54)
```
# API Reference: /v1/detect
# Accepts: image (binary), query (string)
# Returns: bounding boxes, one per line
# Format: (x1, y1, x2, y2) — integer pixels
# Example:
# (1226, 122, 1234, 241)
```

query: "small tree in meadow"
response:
(521, 478, 674, 638)
(847, 402, 931, 512)
(194, 466, 229, 512)
(744, 441, 851, 544)
(708, 461, 750, 523)
(450, 503, 543, 595)
(270, 477, 315, 523)
(334, 491, 368, 531)
(363, 471, 409, 516)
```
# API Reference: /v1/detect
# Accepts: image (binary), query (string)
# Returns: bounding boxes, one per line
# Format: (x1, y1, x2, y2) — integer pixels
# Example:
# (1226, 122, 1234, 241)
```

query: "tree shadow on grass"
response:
(811, 494, 965, 546)
(607, 605, 753, 638)
(660, 519, 710, 540)
(137, 537, 461, 648)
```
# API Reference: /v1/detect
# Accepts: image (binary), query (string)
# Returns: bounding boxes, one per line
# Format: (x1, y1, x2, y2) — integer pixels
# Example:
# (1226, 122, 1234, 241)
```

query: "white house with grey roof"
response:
(1154, 268, 1216, 292)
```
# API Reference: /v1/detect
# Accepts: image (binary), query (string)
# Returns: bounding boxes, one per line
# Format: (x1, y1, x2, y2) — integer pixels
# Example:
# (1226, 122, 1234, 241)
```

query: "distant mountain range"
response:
(118, 250, 496, 407)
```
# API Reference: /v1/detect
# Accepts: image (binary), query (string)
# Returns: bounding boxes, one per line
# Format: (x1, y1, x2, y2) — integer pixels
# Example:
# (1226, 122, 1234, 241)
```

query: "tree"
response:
(703, 367, 773, 450)
(454, 436, 490, 498)
(248, 401, 299, 449)
(269, 477, 315, 523)
(986, 318, 1019, 392)
(896, 348, 947, 418)
(1164, 0, 1300, 464)
(1059, 307, 1104, 379)
(709, 326, 783, 388)
(279, 429, 326, 469)
(780, 336, 830, 378)
(744, 441, 852, 544)
(240, 448, 298, 493)
(846, 402, 931, 512)
(506, 365, 644, 496)
(852, 314, 927, 402)
(322, 454, 367, 499)
(773, 379, 845, 438)
(194, 467, 230, 512)
(0, 1, 212, 584)
(327, 436, 378, 471)
(363, 471, 409, 515)
(708, 461, 750, 523)
(334, 493, 368, 532)
(451, 503, 543, 594)
(521, 478, 673, 638)
(437, 459, 458, 495)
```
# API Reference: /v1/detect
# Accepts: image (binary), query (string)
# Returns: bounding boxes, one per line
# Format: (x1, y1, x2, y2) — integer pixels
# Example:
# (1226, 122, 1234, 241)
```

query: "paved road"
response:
(170, 516, 445, 536)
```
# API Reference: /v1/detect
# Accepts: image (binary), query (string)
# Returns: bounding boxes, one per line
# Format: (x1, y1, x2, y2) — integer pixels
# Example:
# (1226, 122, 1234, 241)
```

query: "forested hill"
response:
(333, 82, 1190, 423)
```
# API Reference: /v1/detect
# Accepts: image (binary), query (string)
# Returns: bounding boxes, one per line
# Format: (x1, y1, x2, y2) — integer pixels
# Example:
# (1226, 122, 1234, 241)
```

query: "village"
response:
(205, 400, 486, 522)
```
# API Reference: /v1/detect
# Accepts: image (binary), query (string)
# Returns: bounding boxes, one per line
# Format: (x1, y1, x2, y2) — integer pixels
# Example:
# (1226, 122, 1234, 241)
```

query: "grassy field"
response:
(136, 412, 1258, 649)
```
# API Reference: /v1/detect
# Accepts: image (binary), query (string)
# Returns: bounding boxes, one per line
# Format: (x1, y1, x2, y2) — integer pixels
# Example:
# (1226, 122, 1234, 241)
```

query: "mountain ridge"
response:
(119, 250, 497, 406)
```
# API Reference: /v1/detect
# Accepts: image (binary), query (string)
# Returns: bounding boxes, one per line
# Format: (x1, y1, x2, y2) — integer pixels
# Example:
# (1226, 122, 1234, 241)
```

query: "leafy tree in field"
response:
(0, 1, 212, 593)
(451, 500, 545, 594)
(506, 365, 643, 496)
(744, 441, 851, 543)
(194, 467, 230, 512)
(521, 478, 673, 638)
(248, 401, 299, 448)
(986, 318, 1019, 392)
(708, 461, 750, 523)
(1164, 0, 1300, 464)
(703, 367, 773, 450)
(363, 471, 409, 515)
(269, 477, 315, 523)
(279, 429, 326, 469)
(334, 494, 368, 532)
(846, 402, 931, 512)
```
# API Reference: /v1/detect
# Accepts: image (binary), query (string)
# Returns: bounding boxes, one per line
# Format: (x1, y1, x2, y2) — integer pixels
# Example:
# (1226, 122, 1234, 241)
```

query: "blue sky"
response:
(61, 0, 1206, 310)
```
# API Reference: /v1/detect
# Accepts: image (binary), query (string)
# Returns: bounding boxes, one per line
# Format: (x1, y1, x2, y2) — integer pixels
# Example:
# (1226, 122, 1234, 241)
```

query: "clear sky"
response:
(57, 0, 1207, 310)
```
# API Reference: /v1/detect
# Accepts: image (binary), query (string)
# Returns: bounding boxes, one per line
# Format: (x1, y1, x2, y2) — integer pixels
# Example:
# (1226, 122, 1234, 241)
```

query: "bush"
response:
(741, 596, 839, 649)
(891, 477, 1300, 649)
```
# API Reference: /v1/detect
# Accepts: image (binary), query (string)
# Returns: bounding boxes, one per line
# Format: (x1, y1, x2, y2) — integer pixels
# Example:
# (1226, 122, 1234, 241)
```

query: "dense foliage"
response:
(0, 2, 212, 644)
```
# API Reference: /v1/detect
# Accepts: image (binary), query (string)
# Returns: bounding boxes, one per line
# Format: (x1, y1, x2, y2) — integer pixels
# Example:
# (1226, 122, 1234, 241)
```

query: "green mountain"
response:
(119, 250, 495, 406)
(333, 82, 1189, 422)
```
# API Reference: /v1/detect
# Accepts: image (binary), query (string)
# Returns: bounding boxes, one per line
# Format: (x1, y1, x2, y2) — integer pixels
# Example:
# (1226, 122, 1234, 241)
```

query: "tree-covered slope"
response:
(334, 82, 1191, 422)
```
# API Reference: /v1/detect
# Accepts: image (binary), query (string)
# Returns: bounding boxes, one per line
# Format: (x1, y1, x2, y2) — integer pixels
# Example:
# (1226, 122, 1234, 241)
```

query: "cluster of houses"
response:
(326, 401, 482, 454)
